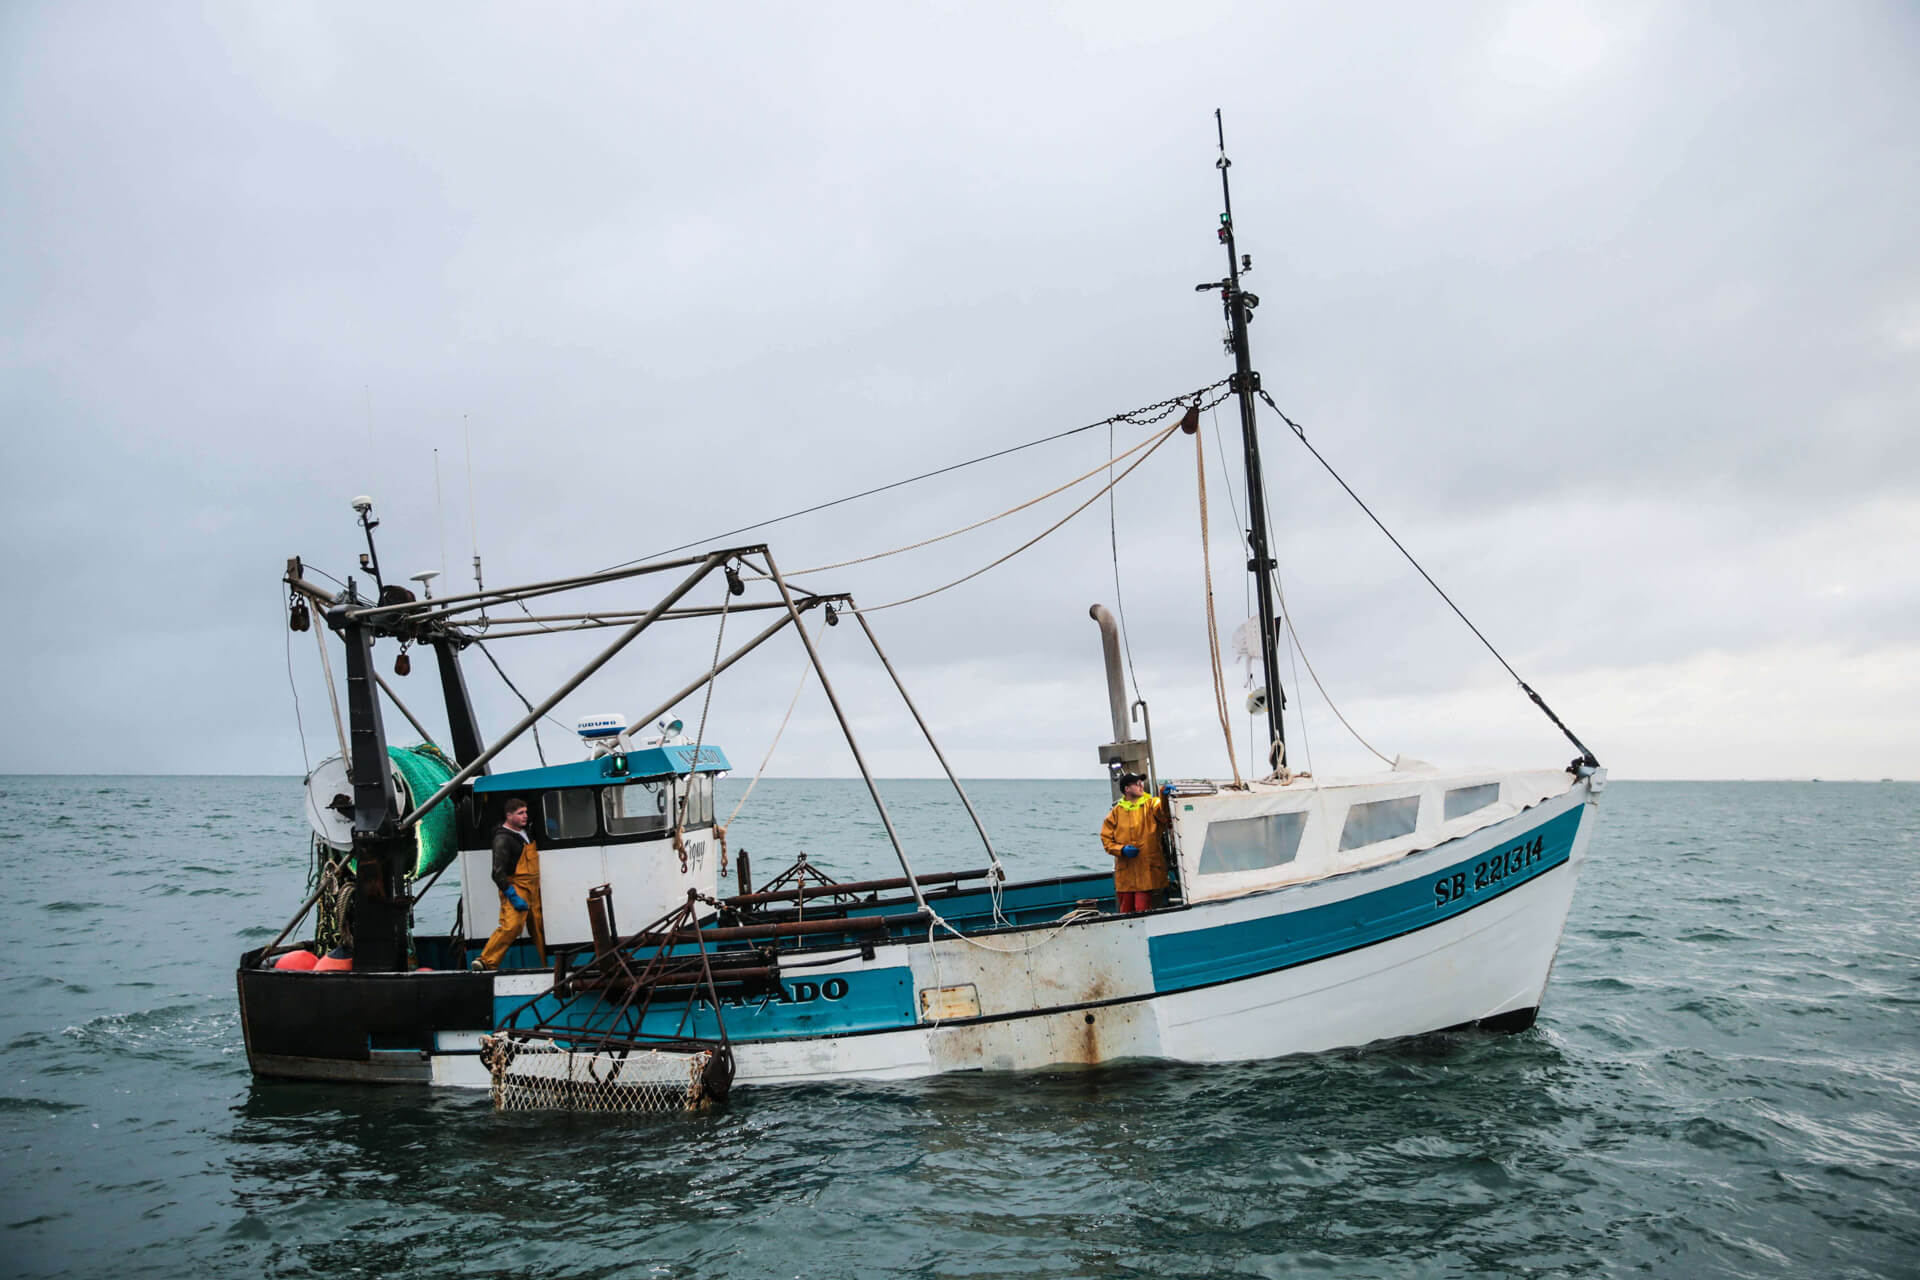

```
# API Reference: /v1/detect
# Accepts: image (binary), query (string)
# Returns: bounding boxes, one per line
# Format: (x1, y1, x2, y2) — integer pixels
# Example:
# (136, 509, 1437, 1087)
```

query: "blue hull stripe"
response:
(499, 965, 915, 1043)
(1148, 805, 1584, 994)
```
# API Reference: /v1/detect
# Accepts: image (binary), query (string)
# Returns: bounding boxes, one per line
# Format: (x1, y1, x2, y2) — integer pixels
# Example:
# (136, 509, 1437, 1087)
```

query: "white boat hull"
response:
(424, 774, 1597, 1090)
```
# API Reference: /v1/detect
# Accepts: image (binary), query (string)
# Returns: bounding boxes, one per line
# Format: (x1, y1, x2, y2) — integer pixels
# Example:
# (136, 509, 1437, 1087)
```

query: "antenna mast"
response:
(1202, 109, 1287, 768)
(463, 413, 485, 615)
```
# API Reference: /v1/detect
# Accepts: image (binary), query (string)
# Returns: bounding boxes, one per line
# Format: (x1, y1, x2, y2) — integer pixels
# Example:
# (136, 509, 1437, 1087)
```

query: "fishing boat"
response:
(237, 119, 1604, 1108)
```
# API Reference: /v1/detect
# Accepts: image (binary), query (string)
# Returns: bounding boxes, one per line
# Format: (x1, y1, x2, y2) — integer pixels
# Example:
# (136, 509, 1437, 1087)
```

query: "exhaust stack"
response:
(1089, 605, 1151, 801)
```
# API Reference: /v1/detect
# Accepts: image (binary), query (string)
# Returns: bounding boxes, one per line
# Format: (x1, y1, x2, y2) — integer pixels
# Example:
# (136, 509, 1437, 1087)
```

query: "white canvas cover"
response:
(1173, 764, 1577, 904)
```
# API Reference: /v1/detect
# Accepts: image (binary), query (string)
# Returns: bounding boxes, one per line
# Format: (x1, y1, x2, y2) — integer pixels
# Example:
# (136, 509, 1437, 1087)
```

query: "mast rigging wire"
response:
(775, 420, 1176, 580)
(851, 400, 1223, 614)
(1191, 422, 1246, 787)
(1210, 403, 1335, 773)
(1271, 573, 1316, 772)
(1271, 576, 1391, 768)
(718, 651, 816, 838)
(1106, 420, 1145, 708)
(1206, 401, 1264, 776)
(473, 639, 552, 765)
(464, 413, 484, 603)
(674, 582, 732, 853)
(1209, 402, 1389, 771)
(597, 382, 1228, 575)
(1257, 390, 1599, 767)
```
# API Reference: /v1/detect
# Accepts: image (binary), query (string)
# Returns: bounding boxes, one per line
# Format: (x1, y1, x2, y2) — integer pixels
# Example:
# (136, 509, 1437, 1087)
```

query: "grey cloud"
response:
(3, 1, 1916, 779)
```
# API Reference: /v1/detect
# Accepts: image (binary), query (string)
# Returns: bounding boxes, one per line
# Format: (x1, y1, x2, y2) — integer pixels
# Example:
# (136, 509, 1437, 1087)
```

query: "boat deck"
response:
(420, 867, 1133, 975)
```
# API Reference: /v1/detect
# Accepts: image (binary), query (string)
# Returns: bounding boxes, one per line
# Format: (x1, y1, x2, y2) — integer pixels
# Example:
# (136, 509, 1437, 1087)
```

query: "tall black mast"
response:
(1204, 110, 1287, 767)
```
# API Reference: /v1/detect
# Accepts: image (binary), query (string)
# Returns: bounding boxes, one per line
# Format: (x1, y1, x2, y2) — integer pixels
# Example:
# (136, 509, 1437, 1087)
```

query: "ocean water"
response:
(1, 776, 1916, 1278)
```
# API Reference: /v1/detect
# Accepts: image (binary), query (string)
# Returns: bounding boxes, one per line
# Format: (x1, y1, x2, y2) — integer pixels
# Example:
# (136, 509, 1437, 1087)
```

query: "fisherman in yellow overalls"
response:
(1100, 772, 1172, 914)
(475, 796, 545, 970)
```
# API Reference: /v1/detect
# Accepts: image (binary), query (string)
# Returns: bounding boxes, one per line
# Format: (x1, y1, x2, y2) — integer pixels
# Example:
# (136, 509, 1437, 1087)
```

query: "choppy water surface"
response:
(2, 777, 1916, 1278)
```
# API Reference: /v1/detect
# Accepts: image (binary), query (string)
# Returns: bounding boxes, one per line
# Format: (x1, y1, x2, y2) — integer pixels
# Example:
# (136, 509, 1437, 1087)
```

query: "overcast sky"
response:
(3, 1, 1916, 782)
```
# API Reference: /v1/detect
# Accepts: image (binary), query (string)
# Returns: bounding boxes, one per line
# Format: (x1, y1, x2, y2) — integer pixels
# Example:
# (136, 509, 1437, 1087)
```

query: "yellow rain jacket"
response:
(479, 834, 545, 970)
(1101, 793, 1170, 894)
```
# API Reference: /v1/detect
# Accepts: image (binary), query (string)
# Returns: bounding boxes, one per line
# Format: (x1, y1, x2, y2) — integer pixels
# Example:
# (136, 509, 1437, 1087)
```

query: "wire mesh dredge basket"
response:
(480, 1034, 730, 1113)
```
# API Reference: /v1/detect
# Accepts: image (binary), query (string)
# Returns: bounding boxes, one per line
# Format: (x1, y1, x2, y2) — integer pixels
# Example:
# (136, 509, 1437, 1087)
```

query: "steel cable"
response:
(1258, 391, 1599, 767)
(597, 382, 1229, 575)
(850, 404, 1214, 614)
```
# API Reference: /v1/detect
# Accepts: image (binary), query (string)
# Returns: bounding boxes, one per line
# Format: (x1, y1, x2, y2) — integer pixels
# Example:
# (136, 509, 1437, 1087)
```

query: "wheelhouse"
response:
(456, 742, 732, 959)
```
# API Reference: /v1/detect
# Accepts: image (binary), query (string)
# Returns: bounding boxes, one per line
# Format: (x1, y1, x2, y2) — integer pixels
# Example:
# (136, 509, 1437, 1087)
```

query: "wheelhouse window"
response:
(682, 774, 714, 826)
(1197, 810, 1308, 875)
(604, 779, 674, 837)
(542, 789, 599, 841)
(1337, 796, 1420, 851)
(1444, 783, 1501, 821)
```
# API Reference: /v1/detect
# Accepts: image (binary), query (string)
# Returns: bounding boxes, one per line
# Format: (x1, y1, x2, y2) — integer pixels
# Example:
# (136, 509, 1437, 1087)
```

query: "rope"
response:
(853, 407, 1210, 615)
(714, 651, 817, 874)
(1107, 421, 1145, 706)
(1193, 418, 1246, 788)
(673, 576, 732, 867)
(1205, 402, 1259, 777)
(305, 564, 350, 592)
(1205, 402, 1376, 772)
(928, 907, 1101, 960)
(473, 639, 553, 765)
(922, 903, 1100, 1024)
(1275, 574, 1315, 775)
(596, 383, 1228, 575)
(313, 854, 355, 956)
(1271, 577, 1393, 768)
(774, 422, 1171, 579)
(1258, 391, 1599, 768)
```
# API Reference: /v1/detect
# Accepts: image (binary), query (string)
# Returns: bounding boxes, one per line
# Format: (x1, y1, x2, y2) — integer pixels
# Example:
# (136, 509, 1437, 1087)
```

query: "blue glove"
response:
(1121, 844, 1140, 859)
(1160, 783, 1177, 800)
(504, 887, 529, 911)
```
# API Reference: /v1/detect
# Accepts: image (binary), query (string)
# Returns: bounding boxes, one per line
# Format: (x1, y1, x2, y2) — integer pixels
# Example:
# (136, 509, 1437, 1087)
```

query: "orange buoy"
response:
(273, 949, 319, 971)
(314, 950, 353, 972)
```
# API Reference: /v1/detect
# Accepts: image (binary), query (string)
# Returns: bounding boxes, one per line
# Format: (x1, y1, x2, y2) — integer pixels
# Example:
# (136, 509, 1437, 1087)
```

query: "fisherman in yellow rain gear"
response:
(474, 796, 545, 970)
(1100, 772, 1173, 914)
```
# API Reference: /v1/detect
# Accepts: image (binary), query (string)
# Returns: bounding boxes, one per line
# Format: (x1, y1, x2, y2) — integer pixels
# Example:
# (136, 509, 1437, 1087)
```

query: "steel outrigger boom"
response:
(281, 538, 997, 926)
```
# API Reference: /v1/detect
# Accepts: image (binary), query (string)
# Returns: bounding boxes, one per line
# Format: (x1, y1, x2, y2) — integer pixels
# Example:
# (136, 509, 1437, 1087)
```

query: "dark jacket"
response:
(491, 825, 530, 891)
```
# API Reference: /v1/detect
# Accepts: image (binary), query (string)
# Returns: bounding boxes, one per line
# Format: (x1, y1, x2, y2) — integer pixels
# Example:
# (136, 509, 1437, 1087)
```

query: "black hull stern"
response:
(236, 947, 494, 1085)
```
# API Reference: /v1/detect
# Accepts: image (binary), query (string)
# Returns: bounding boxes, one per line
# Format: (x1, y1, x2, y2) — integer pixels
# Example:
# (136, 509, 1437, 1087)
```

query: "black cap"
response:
(1118, 772, 1147, 788)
